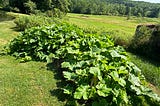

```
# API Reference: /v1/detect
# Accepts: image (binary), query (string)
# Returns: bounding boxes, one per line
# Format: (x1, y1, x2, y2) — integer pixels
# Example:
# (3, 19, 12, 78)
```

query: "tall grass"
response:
(128, 53, 160, 88)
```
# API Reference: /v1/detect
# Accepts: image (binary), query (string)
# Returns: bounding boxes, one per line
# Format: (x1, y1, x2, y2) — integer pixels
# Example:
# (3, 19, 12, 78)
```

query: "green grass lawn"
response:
(67, 13, 159, 35)
(0, 21, 17, 50)
(0, 19, 65, 106)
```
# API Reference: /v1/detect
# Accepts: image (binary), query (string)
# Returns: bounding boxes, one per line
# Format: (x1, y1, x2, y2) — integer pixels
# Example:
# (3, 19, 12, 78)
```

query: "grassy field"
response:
(67, 13, 159, 46)
(67, 13, 159, 34)
(0, 18, 66, 106)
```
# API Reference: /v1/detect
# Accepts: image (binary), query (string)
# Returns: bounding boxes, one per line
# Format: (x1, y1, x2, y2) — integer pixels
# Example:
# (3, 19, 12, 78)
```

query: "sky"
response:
(133, 0, 160, 3)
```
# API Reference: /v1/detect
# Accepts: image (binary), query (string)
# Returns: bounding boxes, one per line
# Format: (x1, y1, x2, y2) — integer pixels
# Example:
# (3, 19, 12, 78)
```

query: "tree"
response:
(9, 0, 29, 13)
(8, 0, 69, 15)
(0, 0, 9, 7)
(69, 0, 160, 18)
(24, 0, 36, 14)
(52, 0, 69, 14)
(156, 8, 160, 18)
(126, 6, 131, 20)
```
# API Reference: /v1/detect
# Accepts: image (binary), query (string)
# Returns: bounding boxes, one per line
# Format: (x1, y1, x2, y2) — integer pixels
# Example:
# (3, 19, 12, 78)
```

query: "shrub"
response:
(45, 8, 65, 18)
(7, 23, 160, 105)
(129, 25, 160, 60)
(14, 15, 59, 31)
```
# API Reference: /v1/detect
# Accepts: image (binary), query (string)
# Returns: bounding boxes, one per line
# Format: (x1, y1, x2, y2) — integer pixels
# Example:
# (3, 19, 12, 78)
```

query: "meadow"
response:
(0, 12, 160, 105)
(67, 13, 159, 46)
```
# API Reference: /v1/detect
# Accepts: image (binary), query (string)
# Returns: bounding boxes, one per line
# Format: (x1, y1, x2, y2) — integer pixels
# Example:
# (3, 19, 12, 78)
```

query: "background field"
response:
(67, 13, 160, 46)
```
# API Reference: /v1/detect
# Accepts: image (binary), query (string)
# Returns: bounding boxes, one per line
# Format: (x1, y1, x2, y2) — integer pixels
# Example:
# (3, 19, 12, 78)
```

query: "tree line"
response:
(0, 0, 69, 16)
(0, 0, 160, 18)
(69, 0, 160, 18)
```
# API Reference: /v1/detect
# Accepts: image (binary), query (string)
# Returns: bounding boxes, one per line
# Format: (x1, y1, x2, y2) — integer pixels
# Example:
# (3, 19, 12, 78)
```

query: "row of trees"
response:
(0, 0, 160, 18)
(0, 0, 69, 15)
(69, 0, 160, 18)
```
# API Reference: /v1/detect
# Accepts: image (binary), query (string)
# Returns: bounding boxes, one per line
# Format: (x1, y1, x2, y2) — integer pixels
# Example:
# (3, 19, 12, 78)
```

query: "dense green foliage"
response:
(1, 0, 69, 16)
(0, 0, 8, 7)
(1, 0, 160, 18)
(69, 0, 160, 18)
(8, 24, 160, 105)
(60, 36, 160, 106)
(8, 23, 83, 62)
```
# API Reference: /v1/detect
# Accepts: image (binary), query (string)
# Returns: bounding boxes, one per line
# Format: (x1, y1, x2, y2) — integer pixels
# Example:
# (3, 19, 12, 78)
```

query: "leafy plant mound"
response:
(8, 24, 160, 105)
(8, 23, 83, 62)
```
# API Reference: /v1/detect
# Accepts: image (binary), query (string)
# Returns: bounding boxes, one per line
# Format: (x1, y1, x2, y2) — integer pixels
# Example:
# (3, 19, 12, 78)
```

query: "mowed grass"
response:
(0, 19, 65, 105)
(67, 13, 136, 34)
(67, 13, 159, 46)
(67, 13, 159, 35)
(0, 21, 17, 50)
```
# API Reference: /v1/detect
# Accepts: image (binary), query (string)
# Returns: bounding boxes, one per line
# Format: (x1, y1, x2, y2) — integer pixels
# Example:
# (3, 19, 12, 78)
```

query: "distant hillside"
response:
(69, 0, 160, 18)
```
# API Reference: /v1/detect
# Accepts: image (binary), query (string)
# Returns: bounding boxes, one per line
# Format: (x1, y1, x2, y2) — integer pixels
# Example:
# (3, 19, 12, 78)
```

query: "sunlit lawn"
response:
(0, 19, 65, 106)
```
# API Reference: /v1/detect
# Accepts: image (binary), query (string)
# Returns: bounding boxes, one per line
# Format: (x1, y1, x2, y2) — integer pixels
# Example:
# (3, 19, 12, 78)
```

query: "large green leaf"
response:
(96, 83, 112, 97)
(118, 78, 126, 87)
(129, 74, 141, 86)
(89, 67, 101, 77)
(61, 62, 73, 70)
(74, 85, 90, 100)
(110, 50, 120, 58)
(110, 71, 119, 81)
(63, 71, 77, 81)
(120, 90, 128, 104)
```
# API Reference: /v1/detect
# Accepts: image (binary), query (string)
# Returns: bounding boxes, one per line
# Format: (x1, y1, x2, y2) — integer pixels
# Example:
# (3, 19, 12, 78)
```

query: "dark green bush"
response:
(8, 23, 83, 61)
(14, 15, 59, 31)
(129, 25, 160, 60)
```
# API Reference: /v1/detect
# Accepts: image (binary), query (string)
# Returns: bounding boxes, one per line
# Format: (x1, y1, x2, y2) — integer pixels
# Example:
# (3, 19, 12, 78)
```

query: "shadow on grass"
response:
(128, 52, 160, 89)
(46, 59, 77, 105)
(0, 11, 15, 22)
(129, 52, 160, 67)
(10, 26, 21, 32)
